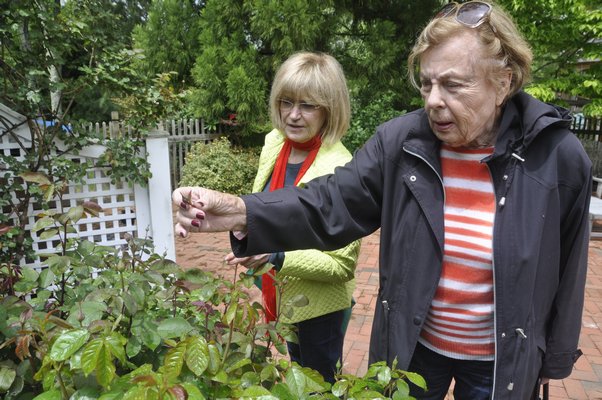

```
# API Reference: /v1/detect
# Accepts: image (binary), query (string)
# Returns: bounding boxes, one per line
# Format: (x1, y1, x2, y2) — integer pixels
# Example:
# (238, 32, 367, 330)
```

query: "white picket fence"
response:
(0, 104, 220, 268)
(81, 116, 223, 190)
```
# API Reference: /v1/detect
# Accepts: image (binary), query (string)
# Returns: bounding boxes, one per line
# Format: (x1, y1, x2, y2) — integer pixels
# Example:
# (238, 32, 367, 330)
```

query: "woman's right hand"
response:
(172, 187, 247, 237)
(224, 252, 270, 270)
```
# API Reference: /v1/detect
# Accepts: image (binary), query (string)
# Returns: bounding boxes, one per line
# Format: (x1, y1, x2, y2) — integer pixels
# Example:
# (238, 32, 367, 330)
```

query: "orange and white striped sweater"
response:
(419, 144, 496, 361)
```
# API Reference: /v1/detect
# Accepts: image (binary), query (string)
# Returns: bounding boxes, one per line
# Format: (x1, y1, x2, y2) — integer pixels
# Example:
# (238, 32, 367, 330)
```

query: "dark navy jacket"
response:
(235, 92, 591, 399)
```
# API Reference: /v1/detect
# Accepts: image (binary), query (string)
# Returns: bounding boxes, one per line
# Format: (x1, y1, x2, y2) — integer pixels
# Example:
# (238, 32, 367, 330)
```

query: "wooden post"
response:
(110, 111, 120, 139)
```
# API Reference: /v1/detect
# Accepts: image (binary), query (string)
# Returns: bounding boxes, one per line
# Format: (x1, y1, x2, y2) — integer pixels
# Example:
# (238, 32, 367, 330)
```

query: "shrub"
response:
(0, 199, 426, 399)
(343, 92, 406, 154)
(179, 137, 260, 195)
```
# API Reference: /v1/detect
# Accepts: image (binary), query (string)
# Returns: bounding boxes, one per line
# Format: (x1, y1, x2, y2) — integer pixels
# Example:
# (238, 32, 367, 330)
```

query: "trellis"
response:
(0, 104, 175, 269)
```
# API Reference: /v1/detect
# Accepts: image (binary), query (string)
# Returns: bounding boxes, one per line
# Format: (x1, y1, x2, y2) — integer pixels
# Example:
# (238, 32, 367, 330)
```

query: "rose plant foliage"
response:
(0, 189, 426, 399)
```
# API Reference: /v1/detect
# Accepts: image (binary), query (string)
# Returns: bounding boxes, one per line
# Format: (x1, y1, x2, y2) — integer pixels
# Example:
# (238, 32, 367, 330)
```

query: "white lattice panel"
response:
(0, 104, 175, 270)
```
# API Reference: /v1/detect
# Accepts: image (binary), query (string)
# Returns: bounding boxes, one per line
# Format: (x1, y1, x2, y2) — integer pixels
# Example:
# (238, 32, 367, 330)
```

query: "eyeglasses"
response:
(435, 1, 492, 28)
(279, 99, 321, 115)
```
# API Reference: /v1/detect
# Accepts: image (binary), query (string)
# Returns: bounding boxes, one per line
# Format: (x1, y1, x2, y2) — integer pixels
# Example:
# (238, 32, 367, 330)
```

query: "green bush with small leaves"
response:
(343, 92, 406, 154)
(179, 137, 260, 195)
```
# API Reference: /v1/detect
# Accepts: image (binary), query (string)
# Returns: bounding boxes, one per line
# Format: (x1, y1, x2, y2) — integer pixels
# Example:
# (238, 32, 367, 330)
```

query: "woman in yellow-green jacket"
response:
(225, 52, 360, 383)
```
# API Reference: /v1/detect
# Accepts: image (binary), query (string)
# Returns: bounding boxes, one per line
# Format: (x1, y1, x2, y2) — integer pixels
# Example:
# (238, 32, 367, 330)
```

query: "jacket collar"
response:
(402, 91, 572, 164)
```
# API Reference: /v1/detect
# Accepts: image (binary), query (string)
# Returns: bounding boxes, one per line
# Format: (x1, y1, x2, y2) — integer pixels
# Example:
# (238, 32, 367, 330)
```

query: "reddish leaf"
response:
(0, 225, 14, 235)
(82, 201, 104, 217)
(168, 385, 187, 400)
(16, 335, 32, 361)
(132, 374, 157, 386)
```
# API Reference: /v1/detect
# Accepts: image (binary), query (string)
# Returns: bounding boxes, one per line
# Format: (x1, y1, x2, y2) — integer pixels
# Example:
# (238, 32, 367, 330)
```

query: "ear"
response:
(495, 68, 513, 106)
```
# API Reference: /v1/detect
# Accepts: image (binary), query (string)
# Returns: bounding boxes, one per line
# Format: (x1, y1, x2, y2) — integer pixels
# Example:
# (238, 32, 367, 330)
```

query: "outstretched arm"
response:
(172, 187, 247, 237)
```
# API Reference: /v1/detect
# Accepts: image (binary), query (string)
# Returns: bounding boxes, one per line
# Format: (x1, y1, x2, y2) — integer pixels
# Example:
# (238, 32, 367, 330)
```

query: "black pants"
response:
(287, 309, 345, 384)
(408, 342, 494, 400)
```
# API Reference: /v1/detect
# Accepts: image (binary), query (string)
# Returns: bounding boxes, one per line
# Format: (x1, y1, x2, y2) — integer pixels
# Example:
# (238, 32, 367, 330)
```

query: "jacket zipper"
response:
(486, 162, 499, 399)
(402, 147, 445, 202)
(407, 146, 502, 398)
(382, 300, 390, 362)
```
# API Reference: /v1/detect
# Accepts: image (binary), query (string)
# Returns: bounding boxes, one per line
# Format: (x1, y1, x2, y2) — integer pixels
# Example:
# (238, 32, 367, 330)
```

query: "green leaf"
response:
(211, 370, 229, 384)
(260, 364, 279, 383)
(96, 343, 116, 387)
(32, 390, 62, 400)
(81, 338, 104, 375)
(66, 205, 85, 223)
(106, 332, 127, 365)
(47, 255, 72, 275)
(404, 371, 427, 390)
(207, 343, 221, 375)
(240, 385, 276, 398)
(162, 341, 187, 379)
(269, 383, 296, 400)
(49, 329, 90, 361)
(138, 320, 161, 351)
(180, 382, 206, 400)
(241, 371, 260, 388)
(32, 217, 55, 233)
(20, 267, 39, 282)
(20, 172, 52, 185)
(224, 352, 251, 373)
(123, 386, 156, 400)
(354, 390, 386, 399)
(331, 380, 349, 397)
(285, 367, 307, 398)
(377, 366, 392, 385)
(224, 303, 238, 325)
(122, 292, 139, 316)
(126, 336, 142, 358)
(39, 268, 56, 287)
(70, 387, 101, 399)
(39, 229, 59, 240)
(157, 317, 193, 339)
(395, 379, 410, 397)
(185, 336, 209, 376)
(0, 366, 16, 392)
(67, 301, 107, 327)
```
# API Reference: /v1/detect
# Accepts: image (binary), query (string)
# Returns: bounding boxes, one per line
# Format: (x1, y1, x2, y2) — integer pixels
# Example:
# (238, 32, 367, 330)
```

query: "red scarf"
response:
(262, 134, 322, 322)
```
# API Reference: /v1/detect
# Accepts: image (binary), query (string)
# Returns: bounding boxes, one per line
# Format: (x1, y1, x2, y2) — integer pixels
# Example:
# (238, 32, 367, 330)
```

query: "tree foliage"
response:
(185, 0, 600, 141)
(132, 0, 203, 88)
(187, 0, 438, 137)
(498, 0, 602, 116)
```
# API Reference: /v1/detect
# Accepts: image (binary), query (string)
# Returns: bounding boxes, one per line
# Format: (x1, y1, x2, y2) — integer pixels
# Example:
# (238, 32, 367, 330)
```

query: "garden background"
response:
(1, 1, 601, 399)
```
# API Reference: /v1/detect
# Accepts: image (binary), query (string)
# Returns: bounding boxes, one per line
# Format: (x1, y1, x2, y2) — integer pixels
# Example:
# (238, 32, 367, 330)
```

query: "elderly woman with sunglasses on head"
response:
(223, 52, 360, 384)
(173, 2, 591, 398)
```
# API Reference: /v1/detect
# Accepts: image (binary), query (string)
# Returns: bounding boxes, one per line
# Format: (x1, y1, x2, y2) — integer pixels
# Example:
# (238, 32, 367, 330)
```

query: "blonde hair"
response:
(269, 52, 351, 145)
(408, 1, 533, 100)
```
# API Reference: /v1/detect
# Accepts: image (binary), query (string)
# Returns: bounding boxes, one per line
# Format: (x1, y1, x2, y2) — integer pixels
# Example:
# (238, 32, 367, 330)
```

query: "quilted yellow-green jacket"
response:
(253, 129, 360, 324)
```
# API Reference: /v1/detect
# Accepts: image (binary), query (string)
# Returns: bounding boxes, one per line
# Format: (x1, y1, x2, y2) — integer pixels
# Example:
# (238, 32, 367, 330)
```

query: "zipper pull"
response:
(516, 328, 527, 339)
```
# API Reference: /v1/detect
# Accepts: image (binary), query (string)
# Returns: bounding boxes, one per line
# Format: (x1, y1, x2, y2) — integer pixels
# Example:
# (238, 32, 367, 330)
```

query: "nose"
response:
(288, 104, 302, 118)
(425, 84, 445, 109)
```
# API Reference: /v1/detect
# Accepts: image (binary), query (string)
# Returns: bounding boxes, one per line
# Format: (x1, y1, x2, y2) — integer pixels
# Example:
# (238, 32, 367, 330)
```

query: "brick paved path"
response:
(175, 230, 602, 399)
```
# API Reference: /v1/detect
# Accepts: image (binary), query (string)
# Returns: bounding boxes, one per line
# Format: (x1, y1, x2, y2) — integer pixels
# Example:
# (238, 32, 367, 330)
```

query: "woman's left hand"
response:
(225, 252, 270, 270)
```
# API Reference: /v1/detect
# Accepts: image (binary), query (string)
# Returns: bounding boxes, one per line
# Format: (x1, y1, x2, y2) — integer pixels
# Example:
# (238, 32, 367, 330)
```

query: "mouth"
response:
(432, 120, 454, 132)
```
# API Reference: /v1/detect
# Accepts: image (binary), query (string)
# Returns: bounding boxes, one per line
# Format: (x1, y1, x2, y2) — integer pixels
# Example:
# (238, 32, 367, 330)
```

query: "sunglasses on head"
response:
(435, 1, 493, 28)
